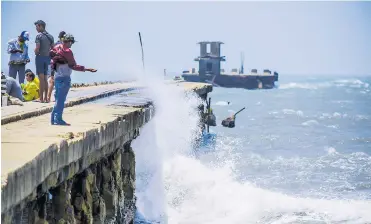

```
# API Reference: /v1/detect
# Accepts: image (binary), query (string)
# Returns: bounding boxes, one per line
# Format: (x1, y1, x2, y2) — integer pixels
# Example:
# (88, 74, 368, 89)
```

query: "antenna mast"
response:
(138, 32, 145, 72)
(240, 52, 244, 74)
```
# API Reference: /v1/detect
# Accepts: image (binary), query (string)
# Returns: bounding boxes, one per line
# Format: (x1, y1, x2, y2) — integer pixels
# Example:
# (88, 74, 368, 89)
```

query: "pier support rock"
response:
(1, 141, 139, 224)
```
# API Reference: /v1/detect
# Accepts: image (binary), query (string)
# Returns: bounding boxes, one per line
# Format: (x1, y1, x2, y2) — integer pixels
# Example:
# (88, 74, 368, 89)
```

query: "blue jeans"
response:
(51, 76, 71, 124)
(9, 63, 26, 84)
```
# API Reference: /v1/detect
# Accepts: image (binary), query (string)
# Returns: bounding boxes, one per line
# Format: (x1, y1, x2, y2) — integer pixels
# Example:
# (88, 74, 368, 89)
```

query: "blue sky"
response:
(1, 1, 371, 80)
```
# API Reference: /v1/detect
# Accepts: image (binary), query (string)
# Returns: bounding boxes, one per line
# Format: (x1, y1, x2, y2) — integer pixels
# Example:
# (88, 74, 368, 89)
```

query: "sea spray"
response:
(279, 79, 370, 90)
(132, 71, 203, 222)
(131, 72, 371, 223)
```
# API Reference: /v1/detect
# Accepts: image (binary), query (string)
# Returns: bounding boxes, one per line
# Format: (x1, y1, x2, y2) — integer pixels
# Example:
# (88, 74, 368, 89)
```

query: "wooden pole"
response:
(138, 32, 145, 73)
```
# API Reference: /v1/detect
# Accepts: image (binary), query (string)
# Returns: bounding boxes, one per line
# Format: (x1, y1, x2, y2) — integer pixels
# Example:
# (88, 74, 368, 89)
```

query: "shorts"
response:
(35, 55, 51, 75)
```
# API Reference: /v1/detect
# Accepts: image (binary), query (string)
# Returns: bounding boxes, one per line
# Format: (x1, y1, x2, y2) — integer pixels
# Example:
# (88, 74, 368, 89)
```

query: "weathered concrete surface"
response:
(1, 81, 211, 125)
(1, 81, 212, 223)
(169, 80, 213, 97)
(1, 104, 150, 216)
(1, 82, 141, 125)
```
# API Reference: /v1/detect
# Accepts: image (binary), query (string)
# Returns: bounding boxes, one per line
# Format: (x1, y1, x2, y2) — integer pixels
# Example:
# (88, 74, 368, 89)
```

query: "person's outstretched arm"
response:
(65, 50, 97, 72)
(64, 50, 85, 71)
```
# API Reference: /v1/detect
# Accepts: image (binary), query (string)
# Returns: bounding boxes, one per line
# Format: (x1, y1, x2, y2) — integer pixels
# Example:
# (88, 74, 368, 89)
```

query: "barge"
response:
(181, 41, 279, 89)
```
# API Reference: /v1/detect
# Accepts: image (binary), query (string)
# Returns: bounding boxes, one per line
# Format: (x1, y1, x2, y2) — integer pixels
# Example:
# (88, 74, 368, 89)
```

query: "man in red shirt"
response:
(50, 34, 97, 125)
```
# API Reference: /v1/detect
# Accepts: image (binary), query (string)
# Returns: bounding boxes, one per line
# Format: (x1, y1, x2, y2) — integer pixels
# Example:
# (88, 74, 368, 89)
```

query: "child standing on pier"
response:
(50, 34, 97, 125)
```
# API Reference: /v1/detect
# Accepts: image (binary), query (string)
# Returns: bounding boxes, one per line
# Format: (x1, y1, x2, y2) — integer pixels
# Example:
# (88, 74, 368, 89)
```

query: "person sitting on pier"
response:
(4, 75, 23, 101)
(24, 69, 39, 86)
(50, 33, 97, 125)
(21, 69, 40, 101)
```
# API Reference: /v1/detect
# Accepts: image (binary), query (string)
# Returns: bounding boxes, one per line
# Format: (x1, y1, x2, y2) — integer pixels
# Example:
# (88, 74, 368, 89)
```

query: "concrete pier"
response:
(1, 81, 212, 223)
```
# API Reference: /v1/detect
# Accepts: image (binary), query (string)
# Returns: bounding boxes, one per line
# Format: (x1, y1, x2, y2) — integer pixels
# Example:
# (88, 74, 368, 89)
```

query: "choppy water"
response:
(126, 75, 371, 224)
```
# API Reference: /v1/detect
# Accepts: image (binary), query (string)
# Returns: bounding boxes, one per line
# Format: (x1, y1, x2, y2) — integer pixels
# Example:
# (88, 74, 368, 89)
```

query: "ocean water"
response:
(128, 75, 371, 224)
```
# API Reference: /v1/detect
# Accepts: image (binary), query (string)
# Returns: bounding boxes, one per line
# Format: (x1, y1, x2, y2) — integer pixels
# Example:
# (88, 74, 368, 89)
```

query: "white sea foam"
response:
(326, 125, 339, 129)
(131, 72, 371, 224)
(215, 101, 230, 106)
(279, 79, 370, 90)
(279, 82, 323, 90)
(334, 79, 370, 89)
(282, 109, 304, 117)
(333, 112, 342, 118)
(325, 147, 338, 155)
(302, 120, 319, 126)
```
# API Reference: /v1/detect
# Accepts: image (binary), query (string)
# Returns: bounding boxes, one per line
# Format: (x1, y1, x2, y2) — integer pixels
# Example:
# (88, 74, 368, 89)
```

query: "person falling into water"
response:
(49, 33, 97, 125)
(47, 31, 66, 102)
(34, 20, 54, 103)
